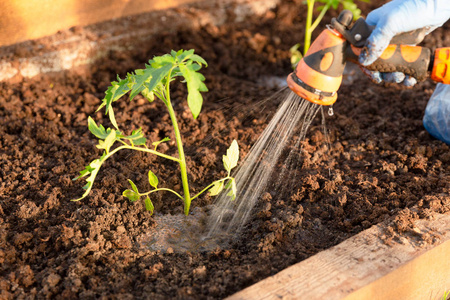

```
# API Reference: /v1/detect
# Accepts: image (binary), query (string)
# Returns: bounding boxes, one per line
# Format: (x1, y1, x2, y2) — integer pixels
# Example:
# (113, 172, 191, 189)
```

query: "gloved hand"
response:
(359, 0, 450, 86)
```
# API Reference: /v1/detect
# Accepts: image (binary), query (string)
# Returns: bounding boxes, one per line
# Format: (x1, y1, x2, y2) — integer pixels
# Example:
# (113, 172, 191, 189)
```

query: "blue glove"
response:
(359, 1, 450, 144)
(423, 83, 450, 144)
(360, 0, 450, 66)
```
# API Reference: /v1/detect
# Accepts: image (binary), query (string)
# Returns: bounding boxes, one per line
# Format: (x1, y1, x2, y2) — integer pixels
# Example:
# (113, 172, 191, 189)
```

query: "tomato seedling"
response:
(73, 49, 239, 216)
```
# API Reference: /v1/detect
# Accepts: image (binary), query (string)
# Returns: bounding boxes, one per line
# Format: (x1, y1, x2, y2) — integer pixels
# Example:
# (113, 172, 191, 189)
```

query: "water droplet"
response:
(328, 106, 334, 116)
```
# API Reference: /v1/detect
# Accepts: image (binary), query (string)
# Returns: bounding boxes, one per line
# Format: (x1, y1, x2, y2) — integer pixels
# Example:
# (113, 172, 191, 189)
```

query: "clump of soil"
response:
(0, 0, 449, 299)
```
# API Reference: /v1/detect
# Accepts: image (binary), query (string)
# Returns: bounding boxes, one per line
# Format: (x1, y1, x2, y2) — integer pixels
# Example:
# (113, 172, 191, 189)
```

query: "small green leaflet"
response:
(226, 140, 239, 169)
(144, 196, 154, 215)
(107, 105, 119, 130)
(150, 54, 175, 68)
(72, 155, 105, 201)
(129, 68, 154, 101)
(179, 63, 208, 119)
(123, 189, 140, 202)
(223, 140, 239, 173)
(189, 54, 207, 66)
(171, 49, 182, 58)
(100, 76, 131, 114)
(88, 117, 110, 139)
(145, 64, 172, 95)
(148, 170, 158, 188)
(152, 137, 170, 150)
(125, 129, 146, 146)
(128, 179, 139, 194)
(209, 180, 224, 196)
(223, 156, 231, 174)
(176, 49, 194, 62)
(96, 130, 116, 153)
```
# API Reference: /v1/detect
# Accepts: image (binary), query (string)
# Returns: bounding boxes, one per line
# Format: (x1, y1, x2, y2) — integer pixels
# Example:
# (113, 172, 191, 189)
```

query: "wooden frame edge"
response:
(227, 213, 450, 300)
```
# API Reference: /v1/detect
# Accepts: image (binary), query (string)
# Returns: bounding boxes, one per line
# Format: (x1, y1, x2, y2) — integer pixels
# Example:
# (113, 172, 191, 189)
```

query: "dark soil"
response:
(1, 0, 449, 299)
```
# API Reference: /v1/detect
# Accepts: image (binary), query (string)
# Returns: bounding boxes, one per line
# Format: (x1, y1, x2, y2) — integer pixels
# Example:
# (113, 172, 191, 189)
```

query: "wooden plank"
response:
(0, 0, 197, 47)
(344, 239, 450, 300)
(228, 213, 450, 300)
(0, 0, 279, 81)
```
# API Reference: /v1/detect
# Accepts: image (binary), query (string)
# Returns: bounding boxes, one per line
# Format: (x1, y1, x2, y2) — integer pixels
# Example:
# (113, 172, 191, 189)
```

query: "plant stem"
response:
(190, 177, 230, 202)
(142, 188, 184, 201)
(304, 0, 315, 55)
(309, 3, 330, 33)
(165, 69, 192, 216)
(125, 145, 180, 162)
(107, 143, 180, 162)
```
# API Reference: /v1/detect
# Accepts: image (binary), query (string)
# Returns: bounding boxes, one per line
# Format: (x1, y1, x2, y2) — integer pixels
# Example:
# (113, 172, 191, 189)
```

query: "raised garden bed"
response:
(0, 0, 449, 299)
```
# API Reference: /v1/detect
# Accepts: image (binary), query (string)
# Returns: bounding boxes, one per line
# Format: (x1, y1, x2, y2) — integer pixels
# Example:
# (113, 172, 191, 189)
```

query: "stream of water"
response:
(205, 92, 320, 239)
(138, 90, 329, 252)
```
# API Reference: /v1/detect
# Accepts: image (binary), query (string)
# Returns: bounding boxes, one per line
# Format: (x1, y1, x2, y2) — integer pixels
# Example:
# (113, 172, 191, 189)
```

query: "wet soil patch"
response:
(1, 0, 449, 298)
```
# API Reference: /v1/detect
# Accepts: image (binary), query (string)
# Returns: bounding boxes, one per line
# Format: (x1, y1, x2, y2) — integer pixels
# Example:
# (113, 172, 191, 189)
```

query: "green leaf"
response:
(88, 117, 109, 139)
(152, 137, 170, 150)
(129, 68, 154, 101)
(148, 170, 158, 188)
(145, 64, 172, 94)
(209, 180, 224, 196)
(179, 63, 208, 119)
(150, 54, 175, 68)
(225, 140, 239, 171)
(144, 196, 154, 215)
(223, 155, 231, 173)
(128, 179, 139, 194)
(123, 189, 140, 202)
(222, 140, 239, 174)
(124, 128, 147, 146)
(107, 105, 119, 130)
(101, 77, 131, 114)
(190, 54, 208, 66)
(72, 155, 105, 201)
(178, 49, 194, 62)
(96, 129, 116, 153)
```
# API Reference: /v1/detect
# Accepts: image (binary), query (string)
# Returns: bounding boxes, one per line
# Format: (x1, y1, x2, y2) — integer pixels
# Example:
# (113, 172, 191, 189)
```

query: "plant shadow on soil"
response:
(0, 0, 449, 298)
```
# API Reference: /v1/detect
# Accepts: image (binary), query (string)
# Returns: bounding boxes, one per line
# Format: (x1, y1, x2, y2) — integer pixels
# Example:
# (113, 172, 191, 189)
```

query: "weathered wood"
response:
(0, 0, 280, 81)
(228, 214, 450, 300)
(344, 238, 450, 300)
(0, 0, 197, 47)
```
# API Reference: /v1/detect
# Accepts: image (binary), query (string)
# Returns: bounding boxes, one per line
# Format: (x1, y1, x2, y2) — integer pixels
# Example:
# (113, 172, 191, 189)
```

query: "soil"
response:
(1, 0, 449, 299)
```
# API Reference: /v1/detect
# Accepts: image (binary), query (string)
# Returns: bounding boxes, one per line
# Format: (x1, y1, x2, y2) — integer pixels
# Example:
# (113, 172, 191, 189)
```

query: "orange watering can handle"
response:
(332, 10, 449, 84)
(345, 44, 431, 82)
